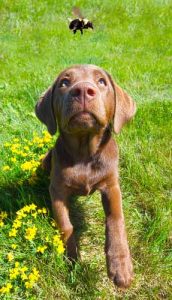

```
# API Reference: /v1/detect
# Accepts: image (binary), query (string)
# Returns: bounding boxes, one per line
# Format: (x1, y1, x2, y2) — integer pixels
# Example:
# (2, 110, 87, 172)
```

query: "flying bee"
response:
(68, 7, 93, 35)
(69, 18, 93, 34)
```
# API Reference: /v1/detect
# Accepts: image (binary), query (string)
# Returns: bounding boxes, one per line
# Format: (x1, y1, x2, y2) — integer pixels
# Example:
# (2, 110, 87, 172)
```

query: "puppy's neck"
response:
(60, 126, 111, 162)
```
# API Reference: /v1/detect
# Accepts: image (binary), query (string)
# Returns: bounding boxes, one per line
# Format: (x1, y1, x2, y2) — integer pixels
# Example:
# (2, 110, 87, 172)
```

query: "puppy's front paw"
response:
(107, 254, 133, 288)
(66, 235, 78, 262)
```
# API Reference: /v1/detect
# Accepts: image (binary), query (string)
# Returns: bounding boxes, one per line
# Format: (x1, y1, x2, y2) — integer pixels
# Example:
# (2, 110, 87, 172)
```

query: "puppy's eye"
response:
(60, 79, 70, 87)
(98, 78, 106, 86)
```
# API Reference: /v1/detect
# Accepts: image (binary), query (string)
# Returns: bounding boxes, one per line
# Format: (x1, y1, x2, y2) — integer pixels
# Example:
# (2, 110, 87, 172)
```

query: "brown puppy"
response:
(35, 65, 136, 288)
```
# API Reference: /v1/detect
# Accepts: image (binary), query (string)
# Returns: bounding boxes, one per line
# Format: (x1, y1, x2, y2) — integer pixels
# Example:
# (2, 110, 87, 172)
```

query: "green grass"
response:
(0, 0, 172, 299)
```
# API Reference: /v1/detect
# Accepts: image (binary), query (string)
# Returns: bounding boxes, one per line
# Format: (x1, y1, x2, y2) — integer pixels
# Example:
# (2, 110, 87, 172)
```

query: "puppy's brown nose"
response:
(70, 83, 96, 102)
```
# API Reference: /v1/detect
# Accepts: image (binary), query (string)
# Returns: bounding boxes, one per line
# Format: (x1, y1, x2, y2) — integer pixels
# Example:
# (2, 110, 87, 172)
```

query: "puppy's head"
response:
(35, 65, 136, 135)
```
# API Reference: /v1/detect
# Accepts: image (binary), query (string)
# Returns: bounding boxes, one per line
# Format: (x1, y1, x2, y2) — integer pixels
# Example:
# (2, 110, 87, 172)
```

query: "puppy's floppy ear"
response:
(107, 74, 136, 134)
(113, 83, 136, 134)
(35, 84, 57, 135)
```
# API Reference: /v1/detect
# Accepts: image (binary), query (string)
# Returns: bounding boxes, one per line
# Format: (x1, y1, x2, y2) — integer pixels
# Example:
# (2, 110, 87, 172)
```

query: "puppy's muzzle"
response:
(69, 82, 99, 109)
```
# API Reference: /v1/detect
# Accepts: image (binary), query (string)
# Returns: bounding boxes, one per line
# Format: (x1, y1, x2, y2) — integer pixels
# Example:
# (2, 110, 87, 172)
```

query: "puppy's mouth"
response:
(67, 111, 100, 132)
(70, 111, 96, 122)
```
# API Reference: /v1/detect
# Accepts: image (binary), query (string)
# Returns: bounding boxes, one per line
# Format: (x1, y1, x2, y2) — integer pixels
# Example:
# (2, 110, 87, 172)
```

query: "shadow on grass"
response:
(69, 195, 88, 255)
(0, 168, 88, 238)
(65, 260, 101, 299)
(43, 256, 102, 299)
(0, 168, 50, 214)
(0, 166, 90, 274)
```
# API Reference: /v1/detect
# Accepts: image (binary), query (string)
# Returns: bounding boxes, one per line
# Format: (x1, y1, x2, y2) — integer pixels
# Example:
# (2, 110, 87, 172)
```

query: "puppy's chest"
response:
(62, 162, 105, 195)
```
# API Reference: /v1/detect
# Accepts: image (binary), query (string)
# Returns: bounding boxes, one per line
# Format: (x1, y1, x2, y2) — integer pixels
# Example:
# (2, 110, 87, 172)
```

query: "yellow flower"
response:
(0, 283, 12, 294)
(20, 152, 27, 157)
(25, 267, 40, 289)
(24, 146, 29, 151)
(2, 165, 10, 171)
(53, 234, 64, 254)
(13, 138, 19, 143)
(25, 281, 34, 289)
(0, 220, 4, 227)
(15, 262, 20, 268)
(10, 157, 17, 162)
(11, 144, 20, 152)
(42, 207, 47, 214)
(20, 266, 28, 281)
(16, 210, 27, 219)
(11, 149, 20, 154)
(20, 203, 37, 213)
(33, 136, 43, 144)
(31, 212, 37, 218)
(24, 204, 36, 213)
(9, 267, 20, 280)
(57, 242, 65, 254)
(12, 143, 20, 148)
(53, 234, 61, 246)
(9, 264, 29, 281)
(0, 211, 8, 219)
(43, 136, 51, 143)
(33, 267, 40, 277)
(21, 161, 33, 171)
(36, 245, 47, 254)
(12, 219, 22, 229)
(21, 273, 28, 281)
(0, 211, 7, 226)
(29, 267, 40, 281)
(20, 266, 28, 273)
(39, 154, 45, 160)
(4, 142, 11, 147)
(38, 208, 47, 214)
(37, 143, 44, 148)
(11, 244, 17, 250)
(21, 160, 39, 172)
(25, 226, 37, 241)
(43, 131, 52, 143)
(45, 236, 50, 242)
(22, 205, 30, 213)
(29, 203, 37, 210)
(51, 220, 56, 227)
(7, 252, 14, 262)
(9, 228, 17, 237)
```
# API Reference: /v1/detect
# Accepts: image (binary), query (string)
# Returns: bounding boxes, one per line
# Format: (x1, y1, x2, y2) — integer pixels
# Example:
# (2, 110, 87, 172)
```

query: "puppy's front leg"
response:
(50, 184, 77, 260)
(101, 181, 133, 288)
